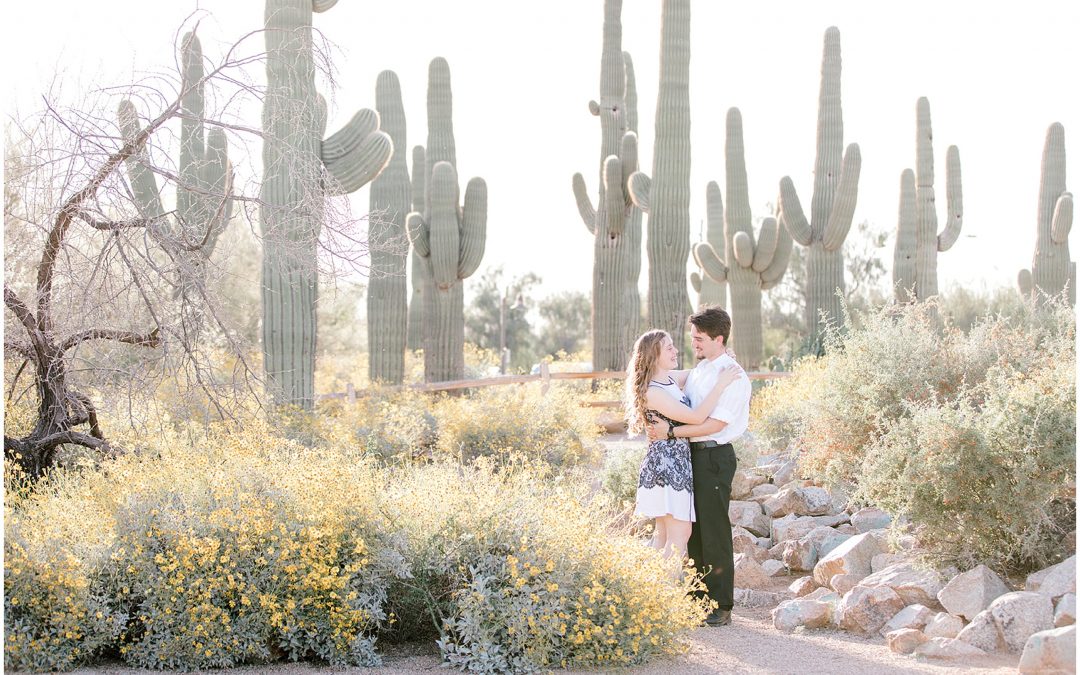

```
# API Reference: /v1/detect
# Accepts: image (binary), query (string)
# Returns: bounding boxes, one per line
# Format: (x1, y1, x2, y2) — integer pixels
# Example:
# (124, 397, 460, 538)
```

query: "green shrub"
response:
(598, 441, 647, 514)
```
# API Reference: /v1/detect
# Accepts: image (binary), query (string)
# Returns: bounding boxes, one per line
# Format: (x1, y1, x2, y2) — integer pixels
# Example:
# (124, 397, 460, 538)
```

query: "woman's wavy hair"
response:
(624, 329, 669, 435)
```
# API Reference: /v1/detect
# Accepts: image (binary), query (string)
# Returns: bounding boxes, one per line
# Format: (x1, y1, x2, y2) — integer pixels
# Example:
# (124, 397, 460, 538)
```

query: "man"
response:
(649, 306, 751, 627)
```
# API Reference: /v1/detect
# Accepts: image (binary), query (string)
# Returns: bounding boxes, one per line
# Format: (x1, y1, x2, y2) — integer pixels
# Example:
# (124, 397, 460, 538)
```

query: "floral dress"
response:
(634, 378, 695, 522)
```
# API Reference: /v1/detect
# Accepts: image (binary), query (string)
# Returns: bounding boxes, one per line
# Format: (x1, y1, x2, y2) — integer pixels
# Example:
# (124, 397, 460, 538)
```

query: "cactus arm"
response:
(619, 131, 639, 210)
(321, 109, 393, 194)
(628, 171, 651, 213)
(732, 232, 755, 269)
(760, 223, 793, 289)
(177, 32, 204, 228)
(693, 242, 727, 283)
(1051, 192, 1073, 244)
(117, 101, 166, 222)
(706, 181, 725, 258)
(459, 177, 487, 279)
(406, 212, 430, 258)
(937, 145, 963, 251)
(572, 173, 597, 232)
(623, 51, 638, 133)
(196, 127, 233, 251)
(752, 216, 779, 272)
(778, 177, 812, 246)
(1018, 269, 1034, 296)
(822, 143, 861, 251)
(690, 271, 702, 292)
(893, 169, 917, 300)
(312, 0, 338, 11)
(602, 155, 627, 237)
(410, 145, 426, 211)
(427, 162, 460, 287)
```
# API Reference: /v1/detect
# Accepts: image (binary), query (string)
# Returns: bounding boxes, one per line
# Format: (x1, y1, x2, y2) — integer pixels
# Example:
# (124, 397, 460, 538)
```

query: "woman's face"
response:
(658, 335, 679, 370)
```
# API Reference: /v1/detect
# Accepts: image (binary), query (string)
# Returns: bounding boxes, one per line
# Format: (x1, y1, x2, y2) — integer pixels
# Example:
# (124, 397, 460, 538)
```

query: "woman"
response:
(625, 329, 739, 560)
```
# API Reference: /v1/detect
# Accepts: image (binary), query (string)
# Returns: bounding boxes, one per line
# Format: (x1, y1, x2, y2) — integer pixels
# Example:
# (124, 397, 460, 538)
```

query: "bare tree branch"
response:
(59, 327, 161, 354)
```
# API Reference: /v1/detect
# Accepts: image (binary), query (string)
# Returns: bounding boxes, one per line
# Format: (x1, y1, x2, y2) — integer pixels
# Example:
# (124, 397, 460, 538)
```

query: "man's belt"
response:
(688, 440, 732, 451)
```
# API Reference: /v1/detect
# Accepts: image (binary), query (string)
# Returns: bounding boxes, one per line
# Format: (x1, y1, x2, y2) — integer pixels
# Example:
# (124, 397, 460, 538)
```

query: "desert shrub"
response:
(858, 353, 1076, 574)
(749, 357, 828, 455)
(598, 441, 648, 513)
(379, 460, 709, 671)
(432, 384, 603, 468)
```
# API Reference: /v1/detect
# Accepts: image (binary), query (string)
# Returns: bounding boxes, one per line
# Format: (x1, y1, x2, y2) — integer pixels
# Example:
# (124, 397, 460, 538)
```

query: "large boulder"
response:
(936, 564, 1011, 621)
(989, 591, 1055, 653)
(871, 552, 905, 573)
(734, 554, 772, 590)
(732, 526, 770, 563)
(1018, 625, 1076, 674)
(761, 559, 787, 577)
(783, 538, 818, 572)
(837, 585, 906, 634)
(850, 506, 892, 533)
(789, 575, 818, 597)
(881, 603, 934, 636)
(955, 610, 1005, 653)
(771, 458, 798, 486)
(1026, 555, 1077, 601)
(730, 469, 769, 500)
(830, 573, 861, 596)
(923, 611, 966, 639)
(859, 562, 944, 608)
(772, 514, 820, 544)
(729, 500, 771, 537)
(762, 486, 834, 518)
(805, 525, 852, 559)
(812, 531, 888, 588)
(772, 598, 832, 632)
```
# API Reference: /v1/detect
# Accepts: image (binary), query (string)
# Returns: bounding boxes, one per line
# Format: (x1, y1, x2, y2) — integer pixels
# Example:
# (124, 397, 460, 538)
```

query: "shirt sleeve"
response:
(709, 374, 751, 423)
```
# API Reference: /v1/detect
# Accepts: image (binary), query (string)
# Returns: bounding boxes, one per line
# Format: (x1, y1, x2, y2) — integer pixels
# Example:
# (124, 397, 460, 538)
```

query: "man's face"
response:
(690, 324, 725, 361)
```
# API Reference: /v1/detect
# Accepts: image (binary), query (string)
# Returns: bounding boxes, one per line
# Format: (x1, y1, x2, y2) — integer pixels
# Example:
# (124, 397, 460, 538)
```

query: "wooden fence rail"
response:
(318, 365, 790, 405)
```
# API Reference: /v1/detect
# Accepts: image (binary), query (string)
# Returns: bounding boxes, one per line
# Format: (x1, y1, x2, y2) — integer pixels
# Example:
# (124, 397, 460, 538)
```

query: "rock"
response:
(761, 559, 787, 577)
(729, 500, 771, 538)
(885, 628, 928, 655)
(871, 553, 905, 573)
(831, 573, 860, 596)
(763, 486, 834, 518)
(734, 554, 772, 590)
(804, 586, 841, 604)
(1026, 555, 1077, 601)
(837, 585, 905, 634)
(805, 525, 851, 559)
(732, 527, 770, 563)
(762, 488, 800, 518)
(783, 539, 818, 572)
(768, 540, 786, 560)
(859, 562, 944, 608)
(1055, 593, 1076, 627)
(1018, 625, 1076, 674)
(813, 531, 888, 588)
(914, 637, 987, 659)
(734, 588, 786, 608)
(789, 576, 818, 597)
(881, 603, 934, 636)
(936, 564, 1011, 621)
(750, 482, 779, 499)
(772, 598, 832, 633)
(924, 612, 966, 639)
(771, 458, 797, 486)
(730, 469, 768, 500)
(835, 523, 858, 535)
(988, 591, 1055, 653)
(772, 514, 820, 544)
(810, 513, 850, 528)
(956, 609, 1005, 653)
(850, 506, 892, 533)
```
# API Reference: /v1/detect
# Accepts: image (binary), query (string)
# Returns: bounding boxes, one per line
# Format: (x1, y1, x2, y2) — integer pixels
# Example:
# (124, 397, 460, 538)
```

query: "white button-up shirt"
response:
(683, 353, 751, 444)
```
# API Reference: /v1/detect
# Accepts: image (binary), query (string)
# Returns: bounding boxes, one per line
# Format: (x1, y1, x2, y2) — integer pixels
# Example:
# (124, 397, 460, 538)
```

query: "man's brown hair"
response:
(689, 305, 732, 345)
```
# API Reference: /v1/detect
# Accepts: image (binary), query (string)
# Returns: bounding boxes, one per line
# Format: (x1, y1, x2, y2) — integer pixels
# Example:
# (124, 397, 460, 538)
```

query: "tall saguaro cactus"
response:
(690, 181, 727, 309)
(571, 0, 640, 372)
(628, 0, 692, 355)
(694, 109, 792, 369)
(406, 58, 488, 382)
(779, 26, 861, 349)
(118, 32, 233, 316)
(260, 0, 393, 408)
(1019, 123, 1074, 305)
(893, 97, 963, 301)
(367, 70, 410, 384)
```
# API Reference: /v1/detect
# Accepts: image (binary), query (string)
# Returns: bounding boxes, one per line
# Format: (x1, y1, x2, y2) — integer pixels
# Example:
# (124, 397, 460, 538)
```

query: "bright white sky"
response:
(5, 1, 1078, 302)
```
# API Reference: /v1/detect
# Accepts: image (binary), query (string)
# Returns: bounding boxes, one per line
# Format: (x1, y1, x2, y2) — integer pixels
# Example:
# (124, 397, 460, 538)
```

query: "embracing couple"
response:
(624, 306, 751, 628)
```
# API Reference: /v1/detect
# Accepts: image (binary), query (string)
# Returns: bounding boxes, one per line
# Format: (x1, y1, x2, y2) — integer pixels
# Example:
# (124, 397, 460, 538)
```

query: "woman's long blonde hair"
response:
(624, 329, 669, 435)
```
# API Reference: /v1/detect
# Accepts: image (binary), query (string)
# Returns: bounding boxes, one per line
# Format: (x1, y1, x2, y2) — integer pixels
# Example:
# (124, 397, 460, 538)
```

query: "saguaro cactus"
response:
(367, 70, 410, 384)
(571, 0, 640, 372)
(407, 145, 426, 350)
(260, 0, 393, 408)
(779, 26, 861, 348)
(406, 58, 487, 382)
(691, 181, 727, 310)
(1019, 123, 1074, 305)
(694, 109, 792, 369)
(628, 0, 692, 356)
(893, 97, 963, 301)
(118, 32, 233, 314)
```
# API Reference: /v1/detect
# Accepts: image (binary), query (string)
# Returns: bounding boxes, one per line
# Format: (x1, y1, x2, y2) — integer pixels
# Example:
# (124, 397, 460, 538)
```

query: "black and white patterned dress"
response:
(634, 378, 695, 522)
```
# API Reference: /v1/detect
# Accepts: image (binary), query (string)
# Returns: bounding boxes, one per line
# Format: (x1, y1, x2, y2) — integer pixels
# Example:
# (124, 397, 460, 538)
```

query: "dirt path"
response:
(71, 611, 1020, 675)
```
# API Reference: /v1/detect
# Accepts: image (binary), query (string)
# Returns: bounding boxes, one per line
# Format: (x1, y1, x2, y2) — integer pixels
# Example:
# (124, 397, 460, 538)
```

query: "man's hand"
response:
(646, 419, 670, 442)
